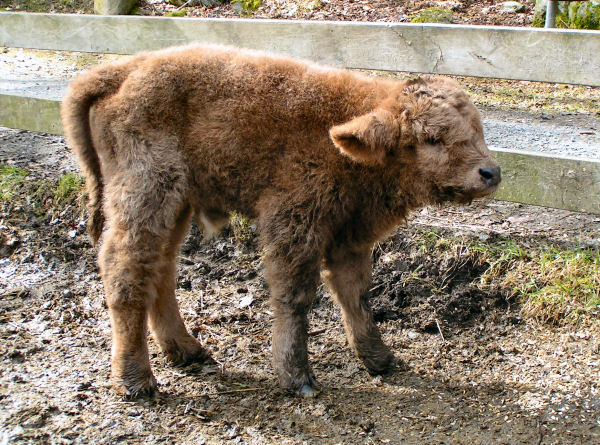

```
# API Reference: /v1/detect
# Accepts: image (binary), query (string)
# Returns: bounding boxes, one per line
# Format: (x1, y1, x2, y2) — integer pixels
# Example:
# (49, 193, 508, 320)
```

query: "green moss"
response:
(231, 0, 262, 12)
(298, 0, 322, 12)
(0, 164, 28, 201)
(166, 9, 187, 16)
(410, 7, 454, 24)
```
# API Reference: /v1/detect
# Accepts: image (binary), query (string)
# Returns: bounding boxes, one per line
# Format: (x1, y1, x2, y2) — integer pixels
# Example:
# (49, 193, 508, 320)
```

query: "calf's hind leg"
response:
(99, 135, 189, 397)
(147, 205, 213, 367)
(323, 246, 395, 375)
(100, 221, 162, 398)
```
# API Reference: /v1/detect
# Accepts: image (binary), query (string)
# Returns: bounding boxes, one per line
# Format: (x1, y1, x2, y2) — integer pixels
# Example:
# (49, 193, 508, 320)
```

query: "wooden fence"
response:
(1, 12, 599, 214)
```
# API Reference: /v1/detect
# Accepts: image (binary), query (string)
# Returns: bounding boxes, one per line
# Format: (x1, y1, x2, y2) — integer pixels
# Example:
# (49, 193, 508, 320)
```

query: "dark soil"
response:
(2, 128, 600, 444)
(138, 0, 536, 28)
(1, 0, 536, 27)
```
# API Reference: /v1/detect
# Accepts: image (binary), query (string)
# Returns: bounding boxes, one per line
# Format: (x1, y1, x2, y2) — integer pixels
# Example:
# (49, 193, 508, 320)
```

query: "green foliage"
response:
(569, 1, 600, 30)
(229, 211, 255, 246)
(0, 164, 28, 201)
(410, 7, 454, 24)
(533, 0, 600, 30)
(2, 166, 87, 225)
(54, 172, 85, 205)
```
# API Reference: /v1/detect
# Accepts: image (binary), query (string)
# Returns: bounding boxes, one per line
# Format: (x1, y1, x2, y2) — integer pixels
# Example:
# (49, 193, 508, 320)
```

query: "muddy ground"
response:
(1, 127, 599, 444)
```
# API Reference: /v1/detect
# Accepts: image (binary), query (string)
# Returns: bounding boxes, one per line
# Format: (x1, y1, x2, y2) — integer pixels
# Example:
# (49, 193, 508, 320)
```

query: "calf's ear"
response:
(329, 109, 398, 164)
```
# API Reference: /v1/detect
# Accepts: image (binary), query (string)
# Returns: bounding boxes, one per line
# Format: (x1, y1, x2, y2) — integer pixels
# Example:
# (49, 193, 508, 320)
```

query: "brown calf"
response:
(61, 45, 500, 398)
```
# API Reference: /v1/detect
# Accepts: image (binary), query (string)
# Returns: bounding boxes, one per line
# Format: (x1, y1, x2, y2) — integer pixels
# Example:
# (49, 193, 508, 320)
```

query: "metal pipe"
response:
(545, 0, 558, 28)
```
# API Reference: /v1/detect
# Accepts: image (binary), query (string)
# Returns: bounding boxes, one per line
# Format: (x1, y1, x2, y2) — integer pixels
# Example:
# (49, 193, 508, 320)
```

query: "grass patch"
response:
(55, 172, 85, 205)
(2, 165, 85, 221)
(359, 70, 600, 116)
(0, 0, 93, 13)
(409, 229, 600, 326)
(518, 249, 600, 325)
(231, 0, 262, 12)
(460, 78, 600, 116)
(229, 211, 255, 246)
(0, 164, 29, 201)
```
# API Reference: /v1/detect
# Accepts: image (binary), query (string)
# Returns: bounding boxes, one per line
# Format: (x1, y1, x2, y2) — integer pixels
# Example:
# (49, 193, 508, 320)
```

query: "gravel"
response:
(482, 108, 600, 159)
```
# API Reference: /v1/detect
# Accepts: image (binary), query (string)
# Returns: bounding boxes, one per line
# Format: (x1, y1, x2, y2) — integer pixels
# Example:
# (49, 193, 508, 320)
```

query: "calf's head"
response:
(330, 77, 501, 206)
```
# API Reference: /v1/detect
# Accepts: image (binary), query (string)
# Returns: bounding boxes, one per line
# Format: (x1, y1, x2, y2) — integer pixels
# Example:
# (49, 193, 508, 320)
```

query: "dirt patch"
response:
(369, 233, 505, 329)
(2, 0, 536, 27)
(2, 128, 600, 443)
(136, 0, 536, 28)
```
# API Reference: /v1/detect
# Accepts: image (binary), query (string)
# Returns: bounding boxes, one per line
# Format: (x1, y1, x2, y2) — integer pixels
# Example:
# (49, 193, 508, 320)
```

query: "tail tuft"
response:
(61, 62, 133, 244)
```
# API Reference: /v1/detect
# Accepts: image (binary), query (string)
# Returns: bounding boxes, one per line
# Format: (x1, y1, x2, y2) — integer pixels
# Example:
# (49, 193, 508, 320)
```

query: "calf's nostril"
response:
(479, 168, 494, 180)
(479, 167, 501, 186)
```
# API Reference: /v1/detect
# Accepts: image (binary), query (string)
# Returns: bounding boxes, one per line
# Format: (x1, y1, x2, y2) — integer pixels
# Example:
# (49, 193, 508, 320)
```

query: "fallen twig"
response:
(435, 318, 445, 342)
(204, 387, 264, 396)
(176, 0, 195, 10)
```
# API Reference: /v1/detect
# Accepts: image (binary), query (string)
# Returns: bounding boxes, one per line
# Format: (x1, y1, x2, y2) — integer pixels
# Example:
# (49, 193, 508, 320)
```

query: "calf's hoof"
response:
(279, 369, 321, 398)
(163, 338, 215, 367)
(297, 383, 320, 398)
(112, 372, 158, 400)
(361, 350, 397, 376)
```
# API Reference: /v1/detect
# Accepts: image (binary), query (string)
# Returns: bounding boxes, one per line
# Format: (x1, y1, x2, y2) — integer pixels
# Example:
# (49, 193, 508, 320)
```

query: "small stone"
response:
(407, 330, 420, 340)
(237, 293, 254, 308)
(501, 1, 526, 13)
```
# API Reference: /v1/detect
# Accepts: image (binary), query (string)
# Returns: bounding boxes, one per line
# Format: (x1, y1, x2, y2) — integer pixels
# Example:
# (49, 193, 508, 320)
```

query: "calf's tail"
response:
(60, 61, 133, 244)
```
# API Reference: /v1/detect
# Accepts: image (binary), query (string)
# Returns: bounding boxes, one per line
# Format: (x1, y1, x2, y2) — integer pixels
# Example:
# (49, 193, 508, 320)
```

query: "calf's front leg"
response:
(264, 256, 321, 397)
(323, 246, 395, 375)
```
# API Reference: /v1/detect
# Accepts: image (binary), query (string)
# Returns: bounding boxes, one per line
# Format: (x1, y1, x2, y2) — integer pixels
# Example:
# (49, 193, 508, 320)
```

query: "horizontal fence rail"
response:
(1, 13, 599, 214)
(493, 151, 600, 215)
(1, 12, 600, 85)
(1, 94, 599, 215)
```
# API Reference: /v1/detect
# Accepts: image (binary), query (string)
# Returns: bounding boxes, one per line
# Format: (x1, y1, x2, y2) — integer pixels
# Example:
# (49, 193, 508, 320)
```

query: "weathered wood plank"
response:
(1, 93, 598, 214)
(1, 13, 599, 86)
(0, 95, 62, 135)
(493, 150, 600, 215)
